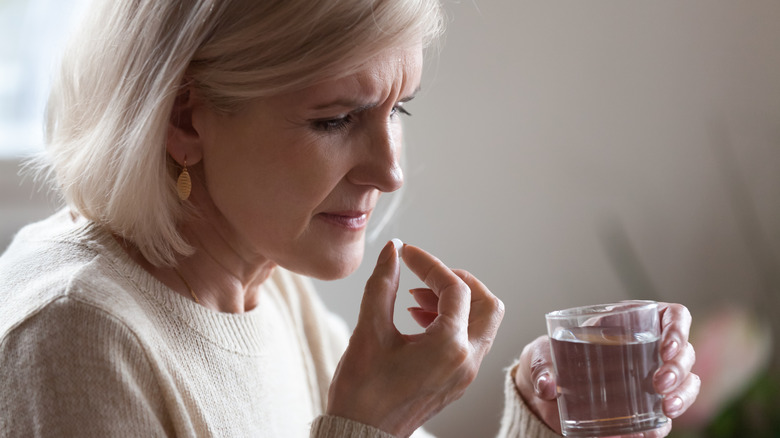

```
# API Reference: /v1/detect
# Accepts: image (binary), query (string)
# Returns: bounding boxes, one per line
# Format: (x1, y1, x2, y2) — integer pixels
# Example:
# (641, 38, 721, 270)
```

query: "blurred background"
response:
(2, 0, 779, 437)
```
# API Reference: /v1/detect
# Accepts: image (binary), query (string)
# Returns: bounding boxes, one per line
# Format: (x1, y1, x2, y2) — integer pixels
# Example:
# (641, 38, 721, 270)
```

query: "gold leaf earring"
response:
(177, 156, 192, 201)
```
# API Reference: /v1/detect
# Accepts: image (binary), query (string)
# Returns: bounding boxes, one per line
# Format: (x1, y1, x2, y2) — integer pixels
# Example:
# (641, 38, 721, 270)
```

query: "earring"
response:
(177, 156, 192, 201)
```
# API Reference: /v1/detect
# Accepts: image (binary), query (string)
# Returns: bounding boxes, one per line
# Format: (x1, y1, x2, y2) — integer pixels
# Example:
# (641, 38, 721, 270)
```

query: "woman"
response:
(0, 0, 699, 436)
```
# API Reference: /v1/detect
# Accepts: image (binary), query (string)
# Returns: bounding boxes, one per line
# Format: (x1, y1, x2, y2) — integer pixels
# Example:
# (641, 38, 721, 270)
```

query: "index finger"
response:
(658, 302, 692, 361)
(401, 244, 470, 330)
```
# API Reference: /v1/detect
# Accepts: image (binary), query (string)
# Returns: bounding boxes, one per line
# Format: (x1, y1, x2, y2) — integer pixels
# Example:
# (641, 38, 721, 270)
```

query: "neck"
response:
(179, 225, 277, 313)
(119, 218, 276, 314)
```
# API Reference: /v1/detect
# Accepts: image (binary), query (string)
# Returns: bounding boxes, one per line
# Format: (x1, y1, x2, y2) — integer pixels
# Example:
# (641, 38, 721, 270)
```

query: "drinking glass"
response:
(546, 301, 668, 437)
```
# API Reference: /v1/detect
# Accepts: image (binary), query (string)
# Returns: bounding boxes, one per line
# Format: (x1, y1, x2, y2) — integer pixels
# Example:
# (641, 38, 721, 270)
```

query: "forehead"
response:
(352, 45, 423, 87)
(286, 45, 424, 107)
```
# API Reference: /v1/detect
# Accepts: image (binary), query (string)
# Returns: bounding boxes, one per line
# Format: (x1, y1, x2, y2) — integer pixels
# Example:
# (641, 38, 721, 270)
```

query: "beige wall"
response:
(2, 1, 779, 437)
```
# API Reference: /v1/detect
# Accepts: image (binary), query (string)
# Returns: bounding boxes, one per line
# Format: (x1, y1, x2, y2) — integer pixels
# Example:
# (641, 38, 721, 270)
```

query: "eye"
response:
(312, 115, 353, 132)
(391, 104, 412, 118)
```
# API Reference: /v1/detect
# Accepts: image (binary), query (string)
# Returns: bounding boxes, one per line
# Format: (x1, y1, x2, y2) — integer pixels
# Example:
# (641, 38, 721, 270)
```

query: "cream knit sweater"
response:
(0, 210, 558, 438)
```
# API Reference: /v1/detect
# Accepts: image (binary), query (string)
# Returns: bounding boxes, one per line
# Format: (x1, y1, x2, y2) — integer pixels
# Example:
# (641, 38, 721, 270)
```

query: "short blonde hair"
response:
(38, 0, 443, 266)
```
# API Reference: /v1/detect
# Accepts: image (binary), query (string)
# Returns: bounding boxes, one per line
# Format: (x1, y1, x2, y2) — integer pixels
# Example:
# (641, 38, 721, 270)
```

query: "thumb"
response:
(356, 240, 401, 333)
(529, 336, 557, 400)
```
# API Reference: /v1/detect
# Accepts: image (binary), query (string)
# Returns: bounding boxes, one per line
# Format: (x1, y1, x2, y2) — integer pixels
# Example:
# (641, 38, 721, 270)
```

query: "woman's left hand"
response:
(514, 302, 701, 437)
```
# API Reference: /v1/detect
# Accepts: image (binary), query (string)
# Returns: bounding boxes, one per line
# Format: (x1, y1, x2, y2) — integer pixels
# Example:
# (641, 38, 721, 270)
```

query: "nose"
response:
(347, 122, 404, 193)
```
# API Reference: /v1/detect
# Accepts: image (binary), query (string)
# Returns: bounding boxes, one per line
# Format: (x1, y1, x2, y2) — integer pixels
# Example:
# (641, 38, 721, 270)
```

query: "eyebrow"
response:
(311, 86, 421, 112)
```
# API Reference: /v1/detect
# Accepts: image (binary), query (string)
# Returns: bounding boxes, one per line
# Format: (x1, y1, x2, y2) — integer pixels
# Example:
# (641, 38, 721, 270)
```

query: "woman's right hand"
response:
(326, 241, 505, 437)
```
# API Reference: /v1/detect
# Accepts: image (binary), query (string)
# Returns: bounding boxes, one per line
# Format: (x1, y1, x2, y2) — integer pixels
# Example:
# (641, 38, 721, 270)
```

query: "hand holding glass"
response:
(546, 301, 667, 437)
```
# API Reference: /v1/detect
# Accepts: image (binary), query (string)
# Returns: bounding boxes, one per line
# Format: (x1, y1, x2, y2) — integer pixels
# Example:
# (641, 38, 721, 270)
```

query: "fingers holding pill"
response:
(327, 240, 504, 437)
(401, 247, 503, 348)
(391, 238, 404, 256)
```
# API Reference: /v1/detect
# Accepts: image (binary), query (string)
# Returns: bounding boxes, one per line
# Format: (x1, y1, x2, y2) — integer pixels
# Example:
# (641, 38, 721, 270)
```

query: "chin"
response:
(313, 252, 364, 281)
(288, 243, 365, 281)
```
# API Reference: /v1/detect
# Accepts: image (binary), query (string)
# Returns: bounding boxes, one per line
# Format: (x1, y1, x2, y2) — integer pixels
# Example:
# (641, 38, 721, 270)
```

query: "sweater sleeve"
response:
(310, 360, 560, 438)
(0, 296, 172, 437)
(310, 415, 397, 438)
(497, 360, 562, 438)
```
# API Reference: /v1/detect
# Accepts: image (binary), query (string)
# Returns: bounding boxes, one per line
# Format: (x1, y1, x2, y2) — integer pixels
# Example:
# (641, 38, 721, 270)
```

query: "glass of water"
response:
(546, 301, 668, 437)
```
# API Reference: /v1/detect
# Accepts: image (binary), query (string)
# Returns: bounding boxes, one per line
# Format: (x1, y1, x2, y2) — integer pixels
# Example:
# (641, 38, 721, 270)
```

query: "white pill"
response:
(391, 238, 404, 257)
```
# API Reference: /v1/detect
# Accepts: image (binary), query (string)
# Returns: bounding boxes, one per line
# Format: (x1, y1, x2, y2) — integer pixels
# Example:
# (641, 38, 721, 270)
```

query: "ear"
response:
(167, 85, 205, 167)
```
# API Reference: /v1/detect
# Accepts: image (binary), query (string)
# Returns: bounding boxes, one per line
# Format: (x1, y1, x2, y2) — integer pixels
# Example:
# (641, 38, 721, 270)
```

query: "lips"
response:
(317, 210, 370, 230)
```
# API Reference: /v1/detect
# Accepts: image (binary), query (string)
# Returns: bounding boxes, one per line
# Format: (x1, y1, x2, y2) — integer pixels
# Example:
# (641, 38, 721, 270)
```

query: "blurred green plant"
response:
(703, 371, 780, 438)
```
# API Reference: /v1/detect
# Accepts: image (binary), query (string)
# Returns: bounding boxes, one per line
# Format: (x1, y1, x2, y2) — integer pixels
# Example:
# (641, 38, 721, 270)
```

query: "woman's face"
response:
(191, 45, 422, 280)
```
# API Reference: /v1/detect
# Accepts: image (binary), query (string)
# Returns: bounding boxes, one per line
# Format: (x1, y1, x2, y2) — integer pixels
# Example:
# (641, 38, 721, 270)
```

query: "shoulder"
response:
(0, 292, 156, 407)
(0, 210, 155, 341)
(0, 214, 166, 429)
(0, 293, 171, 435)
(1, 293, 149, 363)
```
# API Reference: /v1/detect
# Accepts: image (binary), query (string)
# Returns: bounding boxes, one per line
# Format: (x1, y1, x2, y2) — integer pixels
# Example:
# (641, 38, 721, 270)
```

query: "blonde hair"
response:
(38, 0, 443, 266)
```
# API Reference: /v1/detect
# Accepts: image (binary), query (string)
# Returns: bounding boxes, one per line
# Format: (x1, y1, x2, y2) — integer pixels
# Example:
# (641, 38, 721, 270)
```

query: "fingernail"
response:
(662, 340, 679, 361)
(658, 371, 676, 392)
(535, 372, 554, 398)
(665, 396, 683, 417)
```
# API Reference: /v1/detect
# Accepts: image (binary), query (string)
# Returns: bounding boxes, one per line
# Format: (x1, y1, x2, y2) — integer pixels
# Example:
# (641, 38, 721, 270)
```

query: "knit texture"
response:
(498, 361, 561, 438)
(0, 210, 557, 437)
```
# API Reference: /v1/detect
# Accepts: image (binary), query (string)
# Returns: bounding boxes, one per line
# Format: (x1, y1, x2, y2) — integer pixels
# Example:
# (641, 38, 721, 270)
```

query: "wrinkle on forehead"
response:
(252, 44, 423, 116)
(354, 46, 422, 100)
(301, 45, 423, 110)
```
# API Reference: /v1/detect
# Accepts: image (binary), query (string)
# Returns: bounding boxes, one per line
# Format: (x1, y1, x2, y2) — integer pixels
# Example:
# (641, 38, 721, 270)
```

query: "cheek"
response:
(272, 140, 352, 205)
(203, 134, 350, 227)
